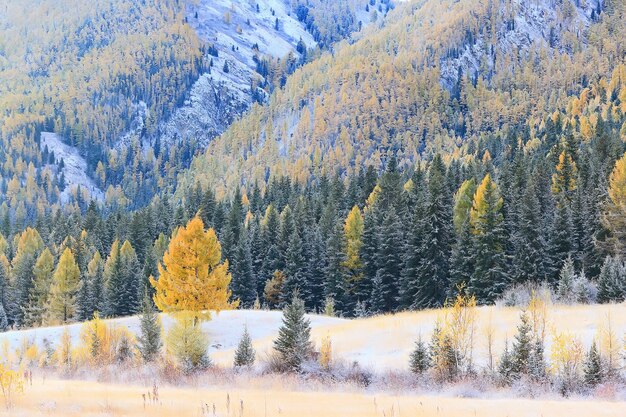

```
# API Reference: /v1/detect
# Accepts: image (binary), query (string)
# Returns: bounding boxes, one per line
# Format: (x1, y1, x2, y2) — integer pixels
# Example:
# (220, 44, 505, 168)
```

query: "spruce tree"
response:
(583, 341, 603, 387)
(498, 339, 514, 384)
(557, 256, 577, 303)
(409, 337, 430, 374)
(283, 228, 307, 305)
(0, 300, 7, 331)
(233, 326, 255, 367)
(373, 208, 402, 312)
(273, 293, 313, 372)
(597, 256, 625, 303)
(510, 312, 532, 376)
(413, 155, 452, 308)
(231, 228, 257, 308)
(22, 248, 54, 327)
(469, 174, 507, 303)
(324, 221, 348, 315)
(137, 292, 162, 362)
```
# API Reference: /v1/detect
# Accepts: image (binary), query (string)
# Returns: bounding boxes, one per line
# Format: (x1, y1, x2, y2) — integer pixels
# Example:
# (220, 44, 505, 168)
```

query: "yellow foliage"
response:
(550, 330, 583, 379)
(0, 363, 24, 410)
(151, 217, 238, 322)
(319, 335, 332, 370)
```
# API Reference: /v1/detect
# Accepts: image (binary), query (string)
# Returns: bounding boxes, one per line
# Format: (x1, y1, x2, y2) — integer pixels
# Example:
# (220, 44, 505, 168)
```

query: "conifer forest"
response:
(0, 0, 625, 415)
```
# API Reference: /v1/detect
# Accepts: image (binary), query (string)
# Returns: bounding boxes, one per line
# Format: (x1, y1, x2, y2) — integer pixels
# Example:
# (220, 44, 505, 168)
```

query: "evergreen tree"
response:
(498, 339, 514, 383)
(583, 341, 603, 387)
(602, 152, 626, 257)
(510, 312, 532, 376)
(87, 252, 106, 315)
(372, 208, 402, 312)
(597, 256, 626, 303)
(409, 337, 430, 374)
(23, 248, 54, 327)
(273, 293, 313, 372)
(283, 228, 307, 304)
(233, 325, 255, 367)
(448, 179, 476, 293)
(324, 221, 348, 315)
(0, 300, 7, 331)
(11, 228, 44, 325)
(557, 256, 577, 303)
(231, 227, 256, 308)
(137, 292, 162, 362)
(413, 155, 452, 308)
(469, 174, 507, 303)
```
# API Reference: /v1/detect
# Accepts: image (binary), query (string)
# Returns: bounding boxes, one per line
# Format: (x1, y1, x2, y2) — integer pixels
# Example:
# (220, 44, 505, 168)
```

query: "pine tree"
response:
(230, 227, 256, 308)
(104, 240, 124, 316)
(469, 174, 507, 303)
(413, 155, 452, 308)
(583, 341, 603, 387)
(273, 293, 313, 372)
(597, 256, 626, 303)
(498, 339, 514, 383)
(324, 221, 348, 315)
(150, 217, 238, 322)
(119, 241, 143, 315)
(0, 300, 7, 331)
(10, 228, 44, 325)
(557, 256, 577, 303)
(283, 228, 307, 305)
(409, 337, 430, 374)
(448, 179, 477, 293)
(510, 312, 532, 376)
(87, 252, 105, 315)
(137, 292, 162, 362)
(233, 325, 255, 367)
(373, 208, 402, 312)
(48, 248, 81, 324)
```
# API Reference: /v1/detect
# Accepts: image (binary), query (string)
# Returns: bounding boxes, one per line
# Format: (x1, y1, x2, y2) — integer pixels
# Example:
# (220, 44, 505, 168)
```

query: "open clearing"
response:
(1, 377, 625, 417)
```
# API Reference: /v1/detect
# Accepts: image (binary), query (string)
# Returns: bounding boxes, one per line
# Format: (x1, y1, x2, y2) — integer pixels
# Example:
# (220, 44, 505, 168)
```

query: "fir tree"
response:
(409, 337, 430, 374)
(510, 312, 532, 376)
(324, 221, 348, 315)
(597, 256, 626, 303)
(22, 248, 54, 327)
(273, 293, 313, 372)
(498, 339, 514, 384)
(413, 155, 452, 308)
(230, 228, 257, 308)
(469, 174, 507, 303)
(583, 341, 603, 387)
(373, 208, 402, 312)
(557, 256, 577, 303)
(233, 326, 255, 367)
(0, 300, 7, 331)
(137, 292, 162, 362)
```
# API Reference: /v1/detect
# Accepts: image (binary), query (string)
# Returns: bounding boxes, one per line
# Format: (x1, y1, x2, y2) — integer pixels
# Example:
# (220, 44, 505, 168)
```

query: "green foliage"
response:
(273, 293, 313, 372)
(137, 292, 162, 363)
(409, 337, 430, 374)
(166, 315, 210, 372)
(233, 326, 255, 368)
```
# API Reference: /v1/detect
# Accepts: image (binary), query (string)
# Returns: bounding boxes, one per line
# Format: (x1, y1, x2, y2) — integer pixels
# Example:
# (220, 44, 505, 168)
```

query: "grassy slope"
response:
(2, 377, 625, 417)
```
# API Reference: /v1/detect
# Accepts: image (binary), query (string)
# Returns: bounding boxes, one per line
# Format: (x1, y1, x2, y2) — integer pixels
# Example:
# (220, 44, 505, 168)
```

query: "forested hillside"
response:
(0, 0, 624, 329)
(180, 0, 626, 197)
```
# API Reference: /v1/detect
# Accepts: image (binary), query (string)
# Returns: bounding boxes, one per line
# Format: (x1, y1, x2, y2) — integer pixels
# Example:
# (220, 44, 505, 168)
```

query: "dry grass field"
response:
(1, 377, 625, 417)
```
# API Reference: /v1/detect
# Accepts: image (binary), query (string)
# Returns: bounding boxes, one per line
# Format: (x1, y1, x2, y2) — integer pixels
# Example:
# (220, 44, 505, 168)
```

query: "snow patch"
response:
(40, 132, 104, 203)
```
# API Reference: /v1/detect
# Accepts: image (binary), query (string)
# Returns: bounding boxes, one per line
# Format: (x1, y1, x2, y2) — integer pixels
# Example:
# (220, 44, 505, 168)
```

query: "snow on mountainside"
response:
(146, 0, 316, 150)
(439, 0, 602, 89)
(40, 132, 104, 203)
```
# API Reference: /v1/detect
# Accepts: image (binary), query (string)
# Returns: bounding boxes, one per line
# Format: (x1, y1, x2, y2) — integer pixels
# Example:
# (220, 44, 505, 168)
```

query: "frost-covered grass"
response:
(2, 303, 624, 372)
(2, 375, 625, 417)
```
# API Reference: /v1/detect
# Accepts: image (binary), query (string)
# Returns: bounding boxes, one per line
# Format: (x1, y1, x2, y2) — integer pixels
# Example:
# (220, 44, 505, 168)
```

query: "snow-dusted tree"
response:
(0, 301, 7, 331)
(583, 341, 603, 387)
(137, 292, 162, 363)
(233, 326, 255, 367)
(166, 315, 210, 372)
(510, 312, 533, 375)
(557, 256, 576, 303)
(409, 336, 430, 374)
(597, 256, 625, 303)
(273, 293, 313, 372)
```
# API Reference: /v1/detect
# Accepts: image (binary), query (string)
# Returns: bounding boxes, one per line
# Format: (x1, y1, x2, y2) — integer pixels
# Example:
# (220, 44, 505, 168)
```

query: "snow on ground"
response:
(40, 132, 104, 203)
(0, 310, 345, 358)
(2, 303, 624, 372)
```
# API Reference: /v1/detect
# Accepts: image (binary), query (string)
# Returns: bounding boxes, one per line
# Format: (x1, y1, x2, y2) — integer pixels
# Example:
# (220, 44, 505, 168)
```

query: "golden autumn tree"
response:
(602, 152, 626, 256)
(48, 248, 81, 324)
(342, 206, 364, 288)
(150, 217, 238, 323)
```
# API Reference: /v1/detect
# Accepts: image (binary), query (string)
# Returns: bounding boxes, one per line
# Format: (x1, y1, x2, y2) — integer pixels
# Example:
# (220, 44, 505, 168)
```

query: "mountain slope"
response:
(178, 0, 625, 198)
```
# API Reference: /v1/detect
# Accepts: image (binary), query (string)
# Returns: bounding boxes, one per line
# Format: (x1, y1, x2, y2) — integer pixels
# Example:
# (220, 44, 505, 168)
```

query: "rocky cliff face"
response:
(439, 0, 602, 90)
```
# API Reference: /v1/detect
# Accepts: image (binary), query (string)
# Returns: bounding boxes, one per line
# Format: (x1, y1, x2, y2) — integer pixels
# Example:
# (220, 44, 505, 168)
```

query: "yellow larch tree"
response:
(150, 217, 238, 323)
